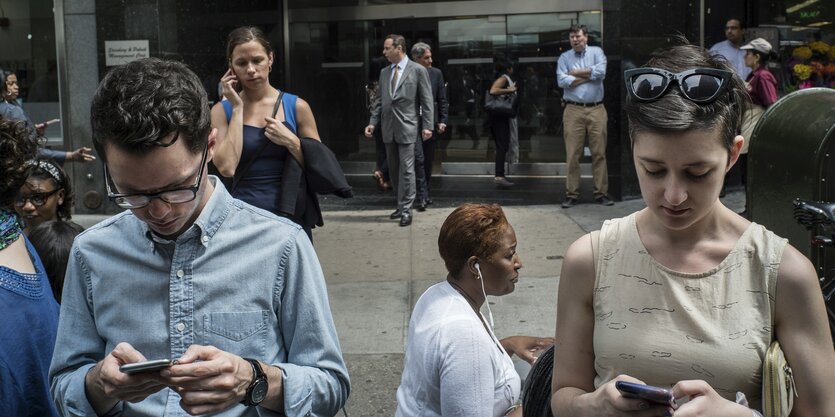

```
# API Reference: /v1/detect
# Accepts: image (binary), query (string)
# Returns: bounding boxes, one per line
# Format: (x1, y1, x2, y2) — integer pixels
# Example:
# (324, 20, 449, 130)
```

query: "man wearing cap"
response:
(556, 24, 611, 208)
(709, 18, 751, 80)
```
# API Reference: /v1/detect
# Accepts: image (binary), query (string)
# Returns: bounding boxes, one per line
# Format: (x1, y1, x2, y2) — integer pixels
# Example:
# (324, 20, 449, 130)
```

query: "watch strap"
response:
(241, 357, 267, 406)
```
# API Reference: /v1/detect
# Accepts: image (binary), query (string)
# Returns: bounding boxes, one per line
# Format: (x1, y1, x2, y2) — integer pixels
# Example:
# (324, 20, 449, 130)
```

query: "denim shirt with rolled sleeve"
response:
(556, 46, 607, 103)
(48, 177, 350, 417)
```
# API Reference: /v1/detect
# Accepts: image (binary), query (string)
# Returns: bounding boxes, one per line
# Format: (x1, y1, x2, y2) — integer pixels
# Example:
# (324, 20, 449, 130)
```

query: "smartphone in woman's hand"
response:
(615, 381, 677, 407)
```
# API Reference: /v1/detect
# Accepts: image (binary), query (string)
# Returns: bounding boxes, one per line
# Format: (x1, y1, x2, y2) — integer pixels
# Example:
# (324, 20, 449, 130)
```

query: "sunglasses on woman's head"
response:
(624, 67, 733, 104)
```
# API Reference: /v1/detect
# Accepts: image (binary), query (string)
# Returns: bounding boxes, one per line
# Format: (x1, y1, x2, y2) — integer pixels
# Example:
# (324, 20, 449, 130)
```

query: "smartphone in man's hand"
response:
(119, 359, 176, 375)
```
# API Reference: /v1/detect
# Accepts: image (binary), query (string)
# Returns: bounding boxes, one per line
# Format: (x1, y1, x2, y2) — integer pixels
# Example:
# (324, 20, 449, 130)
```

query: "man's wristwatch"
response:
(241, 358, 269, 407)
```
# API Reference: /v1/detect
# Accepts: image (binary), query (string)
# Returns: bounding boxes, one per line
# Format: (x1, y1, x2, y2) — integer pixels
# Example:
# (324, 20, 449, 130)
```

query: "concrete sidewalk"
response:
(312, 191, 744, 416)
(73, 190, 745, 416)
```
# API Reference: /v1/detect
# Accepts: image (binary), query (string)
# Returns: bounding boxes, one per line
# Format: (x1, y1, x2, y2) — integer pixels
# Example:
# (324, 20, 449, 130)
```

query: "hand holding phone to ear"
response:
(220, 68, 243, 107)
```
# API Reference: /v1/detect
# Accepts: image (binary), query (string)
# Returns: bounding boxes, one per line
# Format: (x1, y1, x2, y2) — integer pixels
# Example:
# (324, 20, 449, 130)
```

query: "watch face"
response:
(251, 379, 269, 403)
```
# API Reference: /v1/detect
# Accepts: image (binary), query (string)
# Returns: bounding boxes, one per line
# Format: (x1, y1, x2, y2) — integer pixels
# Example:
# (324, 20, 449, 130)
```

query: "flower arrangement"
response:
(787, 40, 834, 91)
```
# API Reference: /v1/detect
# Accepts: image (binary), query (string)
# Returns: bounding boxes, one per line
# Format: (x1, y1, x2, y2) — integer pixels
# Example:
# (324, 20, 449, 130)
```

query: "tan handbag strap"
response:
(589, 230, 600, 277)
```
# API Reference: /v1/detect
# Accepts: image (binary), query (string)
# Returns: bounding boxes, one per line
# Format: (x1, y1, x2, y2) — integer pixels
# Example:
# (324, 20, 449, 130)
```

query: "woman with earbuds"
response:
(395, 203, 553, 417)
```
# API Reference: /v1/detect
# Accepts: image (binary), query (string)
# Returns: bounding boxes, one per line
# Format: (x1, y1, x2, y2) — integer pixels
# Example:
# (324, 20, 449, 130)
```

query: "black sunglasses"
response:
(104, 144, 208, 209)
(624, 67, 733, 104)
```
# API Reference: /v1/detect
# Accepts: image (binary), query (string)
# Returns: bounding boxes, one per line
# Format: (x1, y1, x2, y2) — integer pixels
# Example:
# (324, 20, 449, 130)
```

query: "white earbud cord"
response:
(476, 267, 495, 329)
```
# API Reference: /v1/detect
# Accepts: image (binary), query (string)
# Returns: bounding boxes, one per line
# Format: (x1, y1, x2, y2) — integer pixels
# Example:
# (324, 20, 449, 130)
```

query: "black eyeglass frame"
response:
(624, 67, 734, 104)
(13, 187, 63, 208)
(104, 143, 208, 209)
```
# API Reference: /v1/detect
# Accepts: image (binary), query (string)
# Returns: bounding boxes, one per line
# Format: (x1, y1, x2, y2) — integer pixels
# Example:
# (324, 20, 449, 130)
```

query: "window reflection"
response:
(1, 0, 62, 141)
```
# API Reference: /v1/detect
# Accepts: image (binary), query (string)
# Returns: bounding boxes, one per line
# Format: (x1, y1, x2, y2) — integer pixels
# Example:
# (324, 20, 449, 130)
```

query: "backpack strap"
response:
(230, 90, 284, 193)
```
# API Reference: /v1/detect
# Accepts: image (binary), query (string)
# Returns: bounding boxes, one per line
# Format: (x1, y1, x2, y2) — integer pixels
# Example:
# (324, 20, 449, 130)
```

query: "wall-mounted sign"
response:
(105, 40, 149, 66)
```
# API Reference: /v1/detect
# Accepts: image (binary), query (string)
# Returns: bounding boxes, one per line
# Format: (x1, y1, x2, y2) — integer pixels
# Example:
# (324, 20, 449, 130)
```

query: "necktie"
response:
(390, 65, 399, 96)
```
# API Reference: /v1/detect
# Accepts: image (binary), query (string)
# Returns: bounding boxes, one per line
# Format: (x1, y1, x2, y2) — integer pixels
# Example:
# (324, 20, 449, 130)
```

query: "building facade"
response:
(1, 0, 832, 213)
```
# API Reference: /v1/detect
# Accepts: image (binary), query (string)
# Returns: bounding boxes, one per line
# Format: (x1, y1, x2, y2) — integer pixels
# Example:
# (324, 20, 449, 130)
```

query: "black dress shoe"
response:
(416, 200, 427, 212)
(399, 213, 412, 226)
(595, 195, 614, 206)
(561, 197, 578, 208)
(389, 209, 403, 219)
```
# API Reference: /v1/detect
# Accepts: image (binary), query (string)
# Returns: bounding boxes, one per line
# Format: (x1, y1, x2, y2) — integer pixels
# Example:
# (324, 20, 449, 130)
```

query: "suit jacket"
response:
(369, 58, 433, 144)
(278, 137, 353, 228)
(427, 66, 449, 128)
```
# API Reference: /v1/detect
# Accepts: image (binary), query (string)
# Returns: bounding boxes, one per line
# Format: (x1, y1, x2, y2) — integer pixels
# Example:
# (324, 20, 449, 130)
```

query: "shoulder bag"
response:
(484, 90, 517, 117)
(762, 340, 797, 417)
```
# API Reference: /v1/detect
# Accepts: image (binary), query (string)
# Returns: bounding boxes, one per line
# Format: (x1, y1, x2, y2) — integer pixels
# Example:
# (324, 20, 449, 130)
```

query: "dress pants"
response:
(421, 136, 436, 198)
(490, 115, 510, 177)
(414, 136, 427, 202)
(374, 127, 390, 182)
(385, 141, 416, 214)
(563, 104, 608, 199)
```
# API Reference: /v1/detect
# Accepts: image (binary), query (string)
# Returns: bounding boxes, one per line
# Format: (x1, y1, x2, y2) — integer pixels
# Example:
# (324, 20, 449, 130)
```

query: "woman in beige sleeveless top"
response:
(550, 43, 835, 417)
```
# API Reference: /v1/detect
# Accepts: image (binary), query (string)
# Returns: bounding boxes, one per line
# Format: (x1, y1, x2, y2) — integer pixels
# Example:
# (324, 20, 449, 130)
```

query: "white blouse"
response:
(395, 281, 520, 417)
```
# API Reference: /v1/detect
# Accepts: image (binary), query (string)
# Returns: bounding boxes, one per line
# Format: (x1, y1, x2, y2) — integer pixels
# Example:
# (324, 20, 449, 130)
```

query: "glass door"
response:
(288, 10, 602, 169)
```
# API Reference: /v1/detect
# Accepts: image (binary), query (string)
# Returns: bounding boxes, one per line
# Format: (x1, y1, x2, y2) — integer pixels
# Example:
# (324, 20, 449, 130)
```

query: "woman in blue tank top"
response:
(211, 26, 322, 237)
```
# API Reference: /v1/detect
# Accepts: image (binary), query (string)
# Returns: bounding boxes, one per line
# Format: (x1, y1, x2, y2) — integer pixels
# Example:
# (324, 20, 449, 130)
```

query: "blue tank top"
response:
(221, 91, 298, 215)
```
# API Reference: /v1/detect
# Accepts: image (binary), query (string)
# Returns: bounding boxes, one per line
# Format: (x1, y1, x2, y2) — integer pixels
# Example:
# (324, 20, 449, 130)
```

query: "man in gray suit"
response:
(365, 34, 433, 226)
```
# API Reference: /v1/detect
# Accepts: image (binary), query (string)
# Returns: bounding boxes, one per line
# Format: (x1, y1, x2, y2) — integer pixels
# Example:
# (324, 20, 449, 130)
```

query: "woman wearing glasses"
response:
(0, 118, 61, 416)
(551, 43, 835, 416)
(14, 159, 74, 234)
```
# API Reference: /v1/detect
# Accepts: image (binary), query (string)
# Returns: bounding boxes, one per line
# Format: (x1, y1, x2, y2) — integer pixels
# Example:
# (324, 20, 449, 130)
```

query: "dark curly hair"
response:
(0, 118, 39, 208)
(625, 41, 750, 152)
(438, 203, 509, 277)
(25, 159, 73, 221)
(90, 58, 210, 161)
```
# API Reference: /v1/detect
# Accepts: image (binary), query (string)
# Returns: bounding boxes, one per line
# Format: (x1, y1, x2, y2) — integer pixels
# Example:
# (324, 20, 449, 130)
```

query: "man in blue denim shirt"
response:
(48, 58, 350, 416)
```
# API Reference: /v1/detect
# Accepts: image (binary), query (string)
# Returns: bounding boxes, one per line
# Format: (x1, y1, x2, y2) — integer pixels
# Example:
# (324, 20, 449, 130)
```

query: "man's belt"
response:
(563, 100, 603, 107)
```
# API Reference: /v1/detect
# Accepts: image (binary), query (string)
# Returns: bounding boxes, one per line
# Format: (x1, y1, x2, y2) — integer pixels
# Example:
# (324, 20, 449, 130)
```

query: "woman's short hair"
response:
(26, 158, 73, 221)
(226, 26, 274, 62)
(28, 220, 84, 303)
(624, 41, 750, 152)
(0, 118, 38, 208)
(438, 203, 509, 276)
(495, 59, 513, 74)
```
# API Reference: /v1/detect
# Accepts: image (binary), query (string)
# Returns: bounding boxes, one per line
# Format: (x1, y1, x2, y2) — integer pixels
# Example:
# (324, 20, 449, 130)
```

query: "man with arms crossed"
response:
(49, 58, 349, 416)
(557, 24, 612, 208)
(365, 34, 433, 227)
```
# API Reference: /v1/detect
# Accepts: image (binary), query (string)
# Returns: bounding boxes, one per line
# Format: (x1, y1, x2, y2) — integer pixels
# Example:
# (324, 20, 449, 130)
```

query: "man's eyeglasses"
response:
(14, 188, 62, 208)
(104, 144, 208, 209)
(624, 67, 733, 104)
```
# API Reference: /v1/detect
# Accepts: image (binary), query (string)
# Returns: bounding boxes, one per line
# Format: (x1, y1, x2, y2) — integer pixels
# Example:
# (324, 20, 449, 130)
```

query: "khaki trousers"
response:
(563, 103, 608, 199)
